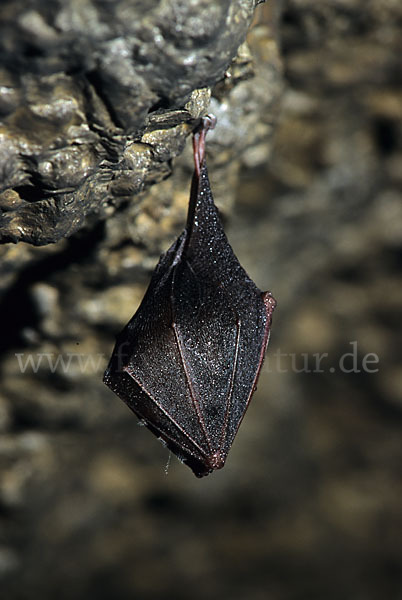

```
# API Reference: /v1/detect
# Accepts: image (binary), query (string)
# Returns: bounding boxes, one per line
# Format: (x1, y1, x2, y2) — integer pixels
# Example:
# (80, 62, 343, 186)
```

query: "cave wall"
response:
(0, 1, 401, 599)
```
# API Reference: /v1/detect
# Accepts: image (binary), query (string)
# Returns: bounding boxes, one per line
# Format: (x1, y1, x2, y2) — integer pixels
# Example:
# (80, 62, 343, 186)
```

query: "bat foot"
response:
(193, 114, 217, 174)
(201, 114, 217, 132)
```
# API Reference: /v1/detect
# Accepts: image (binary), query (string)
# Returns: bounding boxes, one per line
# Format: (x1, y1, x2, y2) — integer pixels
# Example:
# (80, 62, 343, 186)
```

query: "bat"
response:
(104, 115, 276, 477)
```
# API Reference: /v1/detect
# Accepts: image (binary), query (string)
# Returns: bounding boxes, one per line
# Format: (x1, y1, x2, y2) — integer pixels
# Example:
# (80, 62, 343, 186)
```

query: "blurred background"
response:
(1, 1, 401, 599)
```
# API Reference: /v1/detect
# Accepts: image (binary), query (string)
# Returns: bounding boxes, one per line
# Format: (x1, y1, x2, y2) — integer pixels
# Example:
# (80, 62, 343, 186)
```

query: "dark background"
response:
(1, 1, 401, 599)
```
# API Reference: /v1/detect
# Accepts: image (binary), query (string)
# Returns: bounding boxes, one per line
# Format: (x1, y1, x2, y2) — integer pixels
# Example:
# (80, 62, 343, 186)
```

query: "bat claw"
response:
(193, 114, 217, 174)
(201, 114, 217, 132)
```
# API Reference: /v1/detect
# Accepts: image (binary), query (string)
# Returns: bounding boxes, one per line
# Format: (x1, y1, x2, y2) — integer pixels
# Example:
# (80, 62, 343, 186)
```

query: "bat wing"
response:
(174, 161, 275, 467)
(104, 234, 217, 474)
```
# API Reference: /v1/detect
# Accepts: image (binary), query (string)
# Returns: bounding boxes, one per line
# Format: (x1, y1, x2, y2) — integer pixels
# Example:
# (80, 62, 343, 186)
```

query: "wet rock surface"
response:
(0, 0, 260, 245)
(1, 1, 402, 599)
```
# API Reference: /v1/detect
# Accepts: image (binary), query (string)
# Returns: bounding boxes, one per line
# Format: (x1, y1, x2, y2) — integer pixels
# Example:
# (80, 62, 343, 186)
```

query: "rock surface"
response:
(0, 0, 261, 246)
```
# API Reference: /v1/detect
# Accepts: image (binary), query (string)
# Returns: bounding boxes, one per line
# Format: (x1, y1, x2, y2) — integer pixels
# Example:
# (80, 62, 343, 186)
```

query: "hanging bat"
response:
(104, 115, 276, 477)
